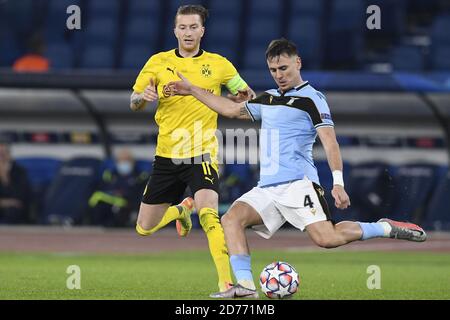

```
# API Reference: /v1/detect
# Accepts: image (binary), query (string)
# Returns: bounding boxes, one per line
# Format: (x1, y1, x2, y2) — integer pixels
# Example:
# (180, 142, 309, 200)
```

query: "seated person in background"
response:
(12, 33, 49, 73)
(0, 143, 31, 224)
(89, 149, 148, 227)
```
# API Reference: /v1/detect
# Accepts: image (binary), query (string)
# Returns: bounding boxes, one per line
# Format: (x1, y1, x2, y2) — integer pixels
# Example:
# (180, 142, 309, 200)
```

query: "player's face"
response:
(267, 54, 302, 92)
(174, 14, 205, 53)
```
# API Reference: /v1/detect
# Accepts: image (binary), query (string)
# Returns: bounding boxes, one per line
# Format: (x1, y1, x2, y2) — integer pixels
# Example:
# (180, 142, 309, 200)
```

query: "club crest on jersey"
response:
(201, 64, 212, 78)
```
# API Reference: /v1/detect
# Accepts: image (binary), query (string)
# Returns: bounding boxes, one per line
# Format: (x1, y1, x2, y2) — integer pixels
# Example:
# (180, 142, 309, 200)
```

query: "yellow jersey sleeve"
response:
(132, 55, 159, 93)
(220, 57, 248, 95)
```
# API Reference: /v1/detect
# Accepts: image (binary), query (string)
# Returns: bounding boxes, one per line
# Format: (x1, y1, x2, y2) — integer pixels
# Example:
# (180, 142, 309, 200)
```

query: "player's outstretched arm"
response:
(317, 126, 351, 209)
(168, 72, 251, 120)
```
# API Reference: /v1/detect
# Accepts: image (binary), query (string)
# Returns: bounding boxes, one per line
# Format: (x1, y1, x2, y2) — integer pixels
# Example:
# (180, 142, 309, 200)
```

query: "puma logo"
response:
(167, 67, 175, 74)
(204, 177, 215, 184)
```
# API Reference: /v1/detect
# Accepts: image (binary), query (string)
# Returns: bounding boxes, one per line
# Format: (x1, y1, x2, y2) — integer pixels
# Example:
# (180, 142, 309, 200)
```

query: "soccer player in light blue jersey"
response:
(168, 38, 427, 299)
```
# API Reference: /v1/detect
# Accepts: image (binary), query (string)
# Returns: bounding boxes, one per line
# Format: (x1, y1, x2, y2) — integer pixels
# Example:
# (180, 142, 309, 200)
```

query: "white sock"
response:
(379, 221, 392, 237)
(238, 280, 256, 290)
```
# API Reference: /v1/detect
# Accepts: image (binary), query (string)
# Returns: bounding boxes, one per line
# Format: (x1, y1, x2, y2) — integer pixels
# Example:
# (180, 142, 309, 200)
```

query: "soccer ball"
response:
(259, 261, 299, 299)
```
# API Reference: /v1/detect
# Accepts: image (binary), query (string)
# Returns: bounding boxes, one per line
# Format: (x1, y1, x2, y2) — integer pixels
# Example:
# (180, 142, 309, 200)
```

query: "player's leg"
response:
(209, 201, 264, 298)
(186, 157, 233, 292)
(135, 202, 170, 235)
(135, 157, 192, 236)
(194, 188, 233, 292)
(136, 198, 194, 236)
(221, 201, 263, 290)
(307, 218, 426, 248)
(306, 220, 363, 248)
(211, 187, 283, 299)
(304, 182, 426, 248)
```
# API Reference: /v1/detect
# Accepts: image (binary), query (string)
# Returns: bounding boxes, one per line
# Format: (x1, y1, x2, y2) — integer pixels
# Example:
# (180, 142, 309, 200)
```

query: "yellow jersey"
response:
(133, 49, 248, 161)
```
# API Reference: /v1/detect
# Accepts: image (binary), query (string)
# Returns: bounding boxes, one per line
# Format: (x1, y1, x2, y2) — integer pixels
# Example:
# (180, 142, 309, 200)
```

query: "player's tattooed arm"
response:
(130, 78, 158, 111)
(130, 92, 146, 111)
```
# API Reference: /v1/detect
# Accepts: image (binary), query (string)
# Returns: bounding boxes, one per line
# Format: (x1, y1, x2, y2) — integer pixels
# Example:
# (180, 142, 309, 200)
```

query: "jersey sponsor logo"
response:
(162, 85, 213, 98)
(162, 84, 172, 98)
(201, 64, 212, 78)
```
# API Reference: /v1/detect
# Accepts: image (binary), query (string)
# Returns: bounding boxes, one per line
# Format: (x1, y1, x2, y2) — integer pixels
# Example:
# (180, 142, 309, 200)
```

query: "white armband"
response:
(332, 170, 344, 187)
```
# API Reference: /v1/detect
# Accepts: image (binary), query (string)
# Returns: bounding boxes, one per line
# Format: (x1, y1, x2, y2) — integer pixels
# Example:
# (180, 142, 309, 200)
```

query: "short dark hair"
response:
(175, 5, 209, 26)
(265, 38, 299, 61)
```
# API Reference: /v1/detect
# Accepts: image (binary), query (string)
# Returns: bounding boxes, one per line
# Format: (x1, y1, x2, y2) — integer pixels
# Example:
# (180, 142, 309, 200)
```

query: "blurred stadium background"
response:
(1, 0, 450, 301)
(1, 0, 450, 229)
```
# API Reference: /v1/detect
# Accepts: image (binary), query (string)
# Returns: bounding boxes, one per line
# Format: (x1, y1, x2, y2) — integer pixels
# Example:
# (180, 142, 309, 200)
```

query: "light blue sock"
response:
(357, 222, 386, 240)
(230, 254, 253, 281)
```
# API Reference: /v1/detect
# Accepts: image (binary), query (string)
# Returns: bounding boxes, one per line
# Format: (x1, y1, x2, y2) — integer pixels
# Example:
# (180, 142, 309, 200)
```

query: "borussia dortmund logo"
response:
(201, 64, 212, 78)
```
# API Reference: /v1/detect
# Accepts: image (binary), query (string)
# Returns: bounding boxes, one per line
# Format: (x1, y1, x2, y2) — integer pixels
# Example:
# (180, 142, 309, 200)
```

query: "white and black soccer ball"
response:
(259, 261, 299, 299)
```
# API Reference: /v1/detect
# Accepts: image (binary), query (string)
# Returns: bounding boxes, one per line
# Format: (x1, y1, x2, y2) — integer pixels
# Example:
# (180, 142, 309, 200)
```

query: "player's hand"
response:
(143, 78, 158, 102)
(227, 88, 256, 103)
(226, 89, 250, 103)
(331, 185, 350, 209)
(167, 72, 193, 96)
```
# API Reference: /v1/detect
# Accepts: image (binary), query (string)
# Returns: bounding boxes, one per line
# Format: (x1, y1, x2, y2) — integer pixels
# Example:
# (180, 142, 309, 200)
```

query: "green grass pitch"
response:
(0, 250, 449, 300)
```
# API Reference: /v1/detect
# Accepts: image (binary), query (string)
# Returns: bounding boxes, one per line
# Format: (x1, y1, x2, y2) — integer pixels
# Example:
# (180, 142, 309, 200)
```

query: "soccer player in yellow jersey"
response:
(129, 5, 254, 293)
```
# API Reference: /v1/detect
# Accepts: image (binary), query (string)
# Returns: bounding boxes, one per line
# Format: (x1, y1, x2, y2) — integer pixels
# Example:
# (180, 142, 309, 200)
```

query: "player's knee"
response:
(135, 222, 155, 236)
(221, 211, 243, 230)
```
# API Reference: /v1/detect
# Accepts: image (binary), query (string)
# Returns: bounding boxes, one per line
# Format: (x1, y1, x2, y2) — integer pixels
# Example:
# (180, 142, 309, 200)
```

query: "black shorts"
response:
(142, 154, 219, 205)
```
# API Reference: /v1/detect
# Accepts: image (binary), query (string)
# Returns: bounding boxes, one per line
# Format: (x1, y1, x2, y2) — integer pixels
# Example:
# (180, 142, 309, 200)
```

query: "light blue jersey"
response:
(244, 81, 334, 187)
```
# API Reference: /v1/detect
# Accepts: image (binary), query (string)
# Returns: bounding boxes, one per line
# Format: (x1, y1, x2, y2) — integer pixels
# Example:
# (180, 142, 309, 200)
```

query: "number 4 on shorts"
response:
(304, 195, 314, 208)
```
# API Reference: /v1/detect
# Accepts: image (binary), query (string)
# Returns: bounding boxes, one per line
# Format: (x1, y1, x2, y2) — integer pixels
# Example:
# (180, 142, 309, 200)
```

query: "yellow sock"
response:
(198, 207, 233, 291)
(136, 205, 183, 236)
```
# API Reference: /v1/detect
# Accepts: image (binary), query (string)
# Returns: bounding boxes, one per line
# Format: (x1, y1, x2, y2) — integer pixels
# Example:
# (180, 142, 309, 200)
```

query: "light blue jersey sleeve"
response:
(244, 101, 262, 121)
(311, 90, 334, 129)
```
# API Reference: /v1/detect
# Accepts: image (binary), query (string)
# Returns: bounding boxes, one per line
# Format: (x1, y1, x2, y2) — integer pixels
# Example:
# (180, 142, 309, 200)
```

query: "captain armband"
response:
(225, 74, 248, 95)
